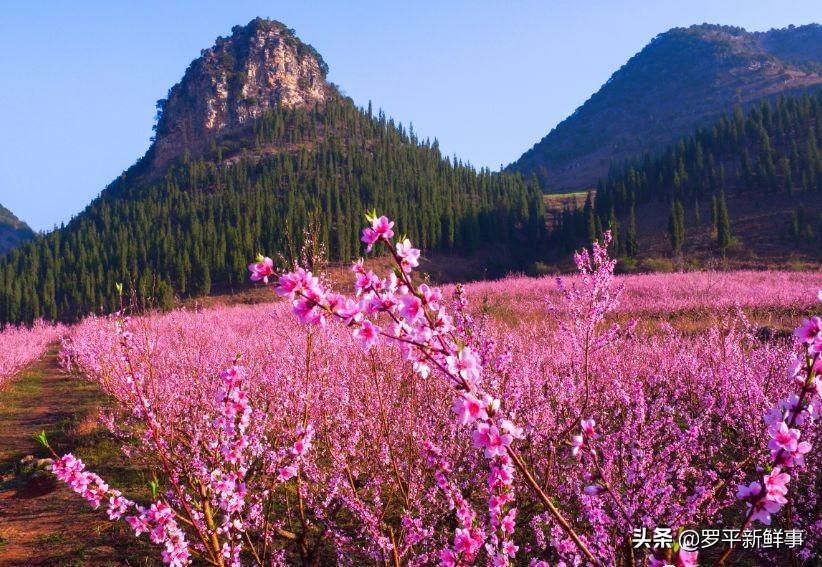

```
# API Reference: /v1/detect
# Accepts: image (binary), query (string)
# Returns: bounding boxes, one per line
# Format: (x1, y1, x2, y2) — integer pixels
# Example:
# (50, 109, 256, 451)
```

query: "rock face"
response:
(151, 18, 331, 168)
(0, 204, 34, 254)
(510, 23, 822, 190)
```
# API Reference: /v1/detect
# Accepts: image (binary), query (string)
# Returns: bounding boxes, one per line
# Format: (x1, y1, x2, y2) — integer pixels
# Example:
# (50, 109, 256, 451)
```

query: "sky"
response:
(0, 1, 819, 231)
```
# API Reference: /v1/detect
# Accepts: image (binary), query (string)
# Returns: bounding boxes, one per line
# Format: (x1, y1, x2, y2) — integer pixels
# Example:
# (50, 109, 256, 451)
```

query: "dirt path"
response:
(0, 348, 151, 566)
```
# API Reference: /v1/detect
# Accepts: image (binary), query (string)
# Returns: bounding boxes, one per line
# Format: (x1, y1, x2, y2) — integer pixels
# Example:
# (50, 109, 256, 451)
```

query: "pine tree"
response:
(192, 257, 211, 296)
(790, 207, 801, 243)
(668, 201, 682, 254)
(626, 205, 639, 258)
(716, 190, 732, 253)
(667, 200, 686, 254)
(608, 207, 619, 255)
(584, 193, 596, 244)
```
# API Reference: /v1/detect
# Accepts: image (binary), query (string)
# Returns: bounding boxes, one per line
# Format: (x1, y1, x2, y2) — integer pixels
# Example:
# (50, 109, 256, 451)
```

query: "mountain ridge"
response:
(0, 18, 545, 324)
(510, 23, 822, 190)
(0, 204, 34, 255)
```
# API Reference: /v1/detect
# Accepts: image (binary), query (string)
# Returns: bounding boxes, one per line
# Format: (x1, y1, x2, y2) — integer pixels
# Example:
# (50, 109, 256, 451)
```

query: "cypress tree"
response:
(626, 205, 639, 258)
(716, 190, 732, 253)
(676, 200, 685, 246)
(668, 200, 685, 254)
(583, 193, 596, 244)
(608, 207, 619, 255)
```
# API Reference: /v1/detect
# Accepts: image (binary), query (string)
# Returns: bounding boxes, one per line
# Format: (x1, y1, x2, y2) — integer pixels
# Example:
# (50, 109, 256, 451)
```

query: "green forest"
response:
(0, 96, 546, 324)
(3, 88, 821, 325)
(551, 91, 822, 255)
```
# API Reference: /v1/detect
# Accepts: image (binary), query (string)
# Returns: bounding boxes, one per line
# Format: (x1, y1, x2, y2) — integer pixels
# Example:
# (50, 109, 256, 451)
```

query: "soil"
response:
(0, 348, 151, 566)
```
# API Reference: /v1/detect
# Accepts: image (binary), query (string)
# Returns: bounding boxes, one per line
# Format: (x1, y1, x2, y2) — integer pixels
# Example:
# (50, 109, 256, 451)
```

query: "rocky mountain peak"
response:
(150, 18, 332, 168)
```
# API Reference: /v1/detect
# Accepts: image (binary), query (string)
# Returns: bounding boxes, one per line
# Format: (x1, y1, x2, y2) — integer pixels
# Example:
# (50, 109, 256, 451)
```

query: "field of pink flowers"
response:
(51, 220, 821, 567)
(470, 270, 822, 329)
(0, 321, 64, 388)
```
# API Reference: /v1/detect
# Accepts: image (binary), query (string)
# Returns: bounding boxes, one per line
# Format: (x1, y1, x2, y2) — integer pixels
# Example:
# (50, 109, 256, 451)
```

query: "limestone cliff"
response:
(151, 18, 331, 168)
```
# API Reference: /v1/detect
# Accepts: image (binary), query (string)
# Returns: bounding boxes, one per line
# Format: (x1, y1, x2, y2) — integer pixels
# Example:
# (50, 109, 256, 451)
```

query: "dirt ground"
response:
(0, 348, 153, 566)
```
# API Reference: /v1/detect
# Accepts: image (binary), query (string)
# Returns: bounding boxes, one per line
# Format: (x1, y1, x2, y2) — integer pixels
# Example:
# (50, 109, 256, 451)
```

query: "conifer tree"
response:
(668, 200, 685, 254)
(608, 207, 620, 255)
(626, 205, 639, 258)
(716, 190, 732, 253)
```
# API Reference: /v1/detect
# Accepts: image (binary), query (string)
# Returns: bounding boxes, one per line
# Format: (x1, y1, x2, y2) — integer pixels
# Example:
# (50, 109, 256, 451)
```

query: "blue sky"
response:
(0, 1, 819, 231)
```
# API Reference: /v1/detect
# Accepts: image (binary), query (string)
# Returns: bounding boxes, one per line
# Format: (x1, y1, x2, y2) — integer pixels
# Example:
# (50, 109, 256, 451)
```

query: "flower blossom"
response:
(452, 527, 484, 560)
(768, 421, 800, 454)
(580, 418, 596, 438)
(571, 434, 587, 458)
(794, 316, 821, 345)
(51, 453, 111, 509)
(768, 421, 812, 466)
(737, 468, 791, 525)
(361, 216, 395, 252)
(247, 256, 274, 283)
(52, 453, 190, 566)
(571, 418, 596, 458)
(399, 293, 423, 322)
(452, 393, 488, 425)
(446, 347, 481, 386)
(583, 484, 606, 496)
(396, 238, 420, 272)
(472, 423, 512, 458)
(353, 319, 380, 349)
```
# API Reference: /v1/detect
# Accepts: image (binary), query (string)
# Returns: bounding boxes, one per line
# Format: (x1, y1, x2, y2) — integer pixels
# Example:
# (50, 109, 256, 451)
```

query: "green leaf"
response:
(34, 430, 49, 448)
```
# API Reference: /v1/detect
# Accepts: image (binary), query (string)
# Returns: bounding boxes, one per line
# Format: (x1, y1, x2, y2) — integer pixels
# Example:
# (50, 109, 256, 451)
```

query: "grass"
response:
(0, 347, 158, 565)
(35, 533, 64, 544)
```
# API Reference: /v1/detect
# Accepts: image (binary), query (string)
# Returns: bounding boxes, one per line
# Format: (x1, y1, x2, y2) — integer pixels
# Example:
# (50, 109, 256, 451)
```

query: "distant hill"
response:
(510, 23, 822, 190)
(0, 204, 34, 255)
(0, 18, 545, 324)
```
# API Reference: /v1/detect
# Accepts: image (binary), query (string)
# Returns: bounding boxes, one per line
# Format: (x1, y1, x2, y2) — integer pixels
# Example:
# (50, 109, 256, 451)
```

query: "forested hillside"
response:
(0, 72, 544, 324)
(550, 91, 822, 263)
